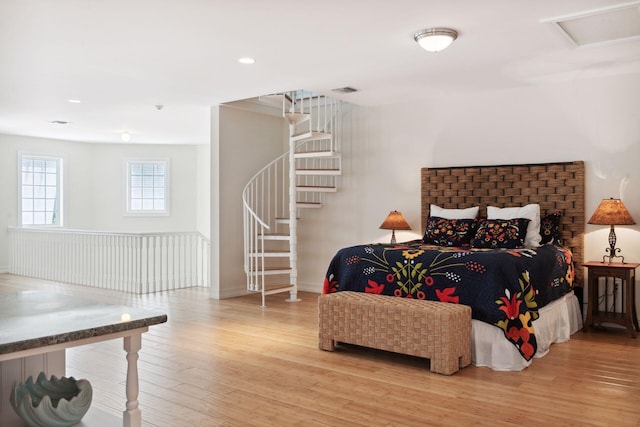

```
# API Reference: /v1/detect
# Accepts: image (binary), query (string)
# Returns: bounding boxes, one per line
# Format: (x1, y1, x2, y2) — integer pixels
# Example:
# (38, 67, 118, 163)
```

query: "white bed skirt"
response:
(471, 291, 583, 371)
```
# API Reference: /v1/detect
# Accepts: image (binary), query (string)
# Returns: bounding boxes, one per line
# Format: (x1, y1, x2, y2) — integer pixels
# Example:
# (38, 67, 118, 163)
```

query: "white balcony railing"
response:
(8, 227, 210, 293)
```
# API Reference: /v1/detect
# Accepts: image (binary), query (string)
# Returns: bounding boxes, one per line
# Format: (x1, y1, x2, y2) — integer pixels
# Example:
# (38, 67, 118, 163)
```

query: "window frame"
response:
(124, 158, 171, 217)
(18, 152, 64, 228)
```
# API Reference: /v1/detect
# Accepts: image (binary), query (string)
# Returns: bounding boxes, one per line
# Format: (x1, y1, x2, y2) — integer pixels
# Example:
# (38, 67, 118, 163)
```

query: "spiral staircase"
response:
(242, 92, 342, 307)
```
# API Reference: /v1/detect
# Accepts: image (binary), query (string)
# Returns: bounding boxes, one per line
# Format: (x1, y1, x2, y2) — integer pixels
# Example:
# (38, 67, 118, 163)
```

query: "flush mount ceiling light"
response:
(238, 57, 255, 64)
(121, 132, 131, 142)
(414, 28, 458, 52)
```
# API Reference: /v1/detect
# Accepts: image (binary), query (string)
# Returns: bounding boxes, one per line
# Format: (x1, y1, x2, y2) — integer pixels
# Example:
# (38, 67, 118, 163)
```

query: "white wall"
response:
(196, 144, 211, 239)
(297, 72, 640, 295)
(0, 134, 203, 271)
(210, 105, 286, 299)
(89, 143, 200, 232)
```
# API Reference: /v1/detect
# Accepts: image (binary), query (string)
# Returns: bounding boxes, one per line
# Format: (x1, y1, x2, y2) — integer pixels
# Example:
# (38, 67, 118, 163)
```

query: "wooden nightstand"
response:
(583, 261, 639, 337)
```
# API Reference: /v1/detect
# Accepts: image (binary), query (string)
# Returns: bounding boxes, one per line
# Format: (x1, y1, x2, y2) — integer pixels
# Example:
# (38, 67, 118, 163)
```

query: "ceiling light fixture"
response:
(121, 132, 131, 142)
(414, 28, 458, 52)
(332, 86, 358, 94)
(67, 99, 81, 104)
(238, 57, 255, 64)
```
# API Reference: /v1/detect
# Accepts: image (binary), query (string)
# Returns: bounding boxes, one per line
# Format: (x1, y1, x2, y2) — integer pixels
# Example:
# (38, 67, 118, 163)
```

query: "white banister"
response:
(7, 227, 210, 293)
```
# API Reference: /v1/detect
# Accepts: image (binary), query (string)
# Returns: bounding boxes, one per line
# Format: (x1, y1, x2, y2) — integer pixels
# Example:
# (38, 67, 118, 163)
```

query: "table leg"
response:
(123, 334, 142, 427)
(628, 274, 640, 338)
(583, 276, 595, 332)
(633, 294, 640, 332)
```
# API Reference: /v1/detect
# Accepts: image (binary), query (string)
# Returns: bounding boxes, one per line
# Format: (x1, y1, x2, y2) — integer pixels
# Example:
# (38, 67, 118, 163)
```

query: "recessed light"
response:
(50, 120, 69, 125)
(332, 86, 358, 94)
(121, 132, 131, 142)
(67, 99, 81, 103)
(238, 57, 256, 64)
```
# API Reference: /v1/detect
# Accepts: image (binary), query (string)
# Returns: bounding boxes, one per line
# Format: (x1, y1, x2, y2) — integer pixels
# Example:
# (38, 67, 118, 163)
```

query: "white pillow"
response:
(487, 204, 541, 248)
(430, 204, 479, 220)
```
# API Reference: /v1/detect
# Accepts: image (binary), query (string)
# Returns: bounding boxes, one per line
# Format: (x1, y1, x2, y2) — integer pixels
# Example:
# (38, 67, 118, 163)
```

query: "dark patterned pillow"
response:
(471, 218, 530, 249)
(423, 217, 477, 247)
(540, 211, 561, 245)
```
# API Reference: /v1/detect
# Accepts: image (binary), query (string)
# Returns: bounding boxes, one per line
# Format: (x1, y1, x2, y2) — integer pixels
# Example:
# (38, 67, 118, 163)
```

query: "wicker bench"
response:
(318, 291, 472, 375)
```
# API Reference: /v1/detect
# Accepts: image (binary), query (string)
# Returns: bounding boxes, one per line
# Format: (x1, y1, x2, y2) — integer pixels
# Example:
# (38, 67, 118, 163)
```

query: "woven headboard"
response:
(421, 161, 585, 286)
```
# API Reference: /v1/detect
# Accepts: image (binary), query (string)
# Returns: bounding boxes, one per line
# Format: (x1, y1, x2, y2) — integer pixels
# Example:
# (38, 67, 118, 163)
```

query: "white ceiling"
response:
(1, 0, 639, 145)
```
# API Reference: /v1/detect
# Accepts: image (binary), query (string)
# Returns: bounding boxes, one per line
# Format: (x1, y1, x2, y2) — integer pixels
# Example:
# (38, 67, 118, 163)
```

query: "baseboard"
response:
(0, 266, 8, 274)
(217, 286, 250, 300)
(297, 281, 322, 294)
(213, 282, 320, 299)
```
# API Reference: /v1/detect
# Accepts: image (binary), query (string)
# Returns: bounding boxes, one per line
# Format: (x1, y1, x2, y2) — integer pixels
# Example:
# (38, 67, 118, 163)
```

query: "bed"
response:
(323, 161, 585, 371)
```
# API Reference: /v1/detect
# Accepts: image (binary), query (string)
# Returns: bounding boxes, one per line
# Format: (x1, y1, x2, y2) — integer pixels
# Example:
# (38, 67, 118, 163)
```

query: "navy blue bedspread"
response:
(323, 241, 575, 360)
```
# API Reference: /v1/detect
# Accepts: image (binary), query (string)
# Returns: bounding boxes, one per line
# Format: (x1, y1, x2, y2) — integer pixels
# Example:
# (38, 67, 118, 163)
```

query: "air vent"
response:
(332, 86, 358, 94)
(49, 120, 69, 125)
(543, 2, 640, 47)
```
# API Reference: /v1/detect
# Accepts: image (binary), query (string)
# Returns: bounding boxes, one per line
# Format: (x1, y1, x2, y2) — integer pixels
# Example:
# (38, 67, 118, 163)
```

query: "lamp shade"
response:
(588, 198, 636, 225)
(379, 211, 412, 230)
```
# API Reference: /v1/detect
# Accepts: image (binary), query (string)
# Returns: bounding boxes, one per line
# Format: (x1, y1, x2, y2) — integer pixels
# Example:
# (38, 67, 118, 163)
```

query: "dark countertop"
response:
(0, 290, 167, 355)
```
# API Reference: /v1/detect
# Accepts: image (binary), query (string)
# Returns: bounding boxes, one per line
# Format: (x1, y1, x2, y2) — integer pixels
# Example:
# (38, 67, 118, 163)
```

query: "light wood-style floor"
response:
(2, 273, 640, 427)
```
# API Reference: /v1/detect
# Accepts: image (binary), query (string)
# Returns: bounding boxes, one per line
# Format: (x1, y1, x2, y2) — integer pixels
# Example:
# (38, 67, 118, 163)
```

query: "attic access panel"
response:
(543, 2, 640, 47)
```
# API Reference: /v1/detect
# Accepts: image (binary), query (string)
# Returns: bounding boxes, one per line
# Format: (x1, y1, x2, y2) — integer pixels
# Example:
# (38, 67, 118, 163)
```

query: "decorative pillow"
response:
(487, 204, 541, 248)
(540, 211, 561, 245)
(423, 217, 477, 247)
(471, 218, 530, 249)
(430, 204, 479, 220)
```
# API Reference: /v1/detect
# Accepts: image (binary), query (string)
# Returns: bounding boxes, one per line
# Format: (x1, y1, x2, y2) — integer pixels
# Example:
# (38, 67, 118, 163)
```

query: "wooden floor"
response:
(2, 274, 640, 427)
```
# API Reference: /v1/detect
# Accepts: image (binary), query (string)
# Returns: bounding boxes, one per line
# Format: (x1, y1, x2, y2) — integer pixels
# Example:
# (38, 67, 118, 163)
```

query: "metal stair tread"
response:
(285, 112, 310, 125)
(296, 202, 322, 208)
(291, 131, 332, 142)
(249, 250, 290, 257)
(262, 284, 296, 295)
(259, 233, 291, 240)
(258, 94, 290, 107)
(294, 150, 340, 159)
(291, 130, 312, 141)
(296, 185, 337, 192)
(275, 217, 299, 223)
(295, 168, 341, 176)
(260, 267, 293, 275)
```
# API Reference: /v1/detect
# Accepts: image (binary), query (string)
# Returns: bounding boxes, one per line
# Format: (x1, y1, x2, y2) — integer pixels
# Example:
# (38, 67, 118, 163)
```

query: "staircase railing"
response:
(243, 152, 290, 293)
(243, 92, 341, 306)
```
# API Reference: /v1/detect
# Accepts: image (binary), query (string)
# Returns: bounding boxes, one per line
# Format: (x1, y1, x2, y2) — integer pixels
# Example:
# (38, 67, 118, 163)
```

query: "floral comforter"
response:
(323, 241, 574, 360)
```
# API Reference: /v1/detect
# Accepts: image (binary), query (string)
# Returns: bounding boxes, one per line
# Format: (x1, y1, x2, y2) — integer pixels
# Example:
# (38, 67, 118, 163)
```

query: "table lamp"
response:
(379, 210, 411, 244)
(588, 198, 636, 264)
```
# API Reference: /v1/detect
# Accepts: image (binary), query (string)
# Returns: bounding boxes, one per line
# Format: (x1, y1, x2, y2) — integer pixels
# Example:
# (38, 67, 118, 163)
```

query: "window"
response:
(19, 154, 63, 226)
(126, 159, 170, 215)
